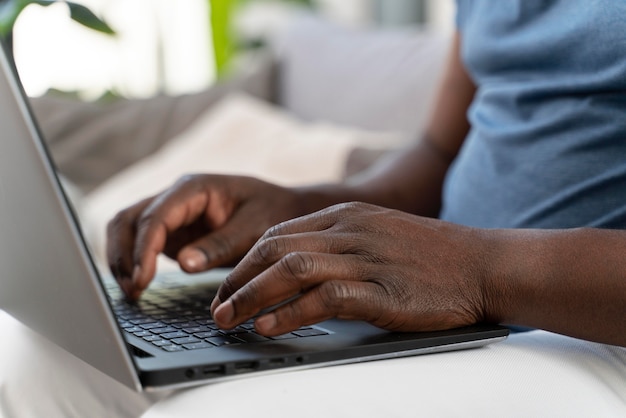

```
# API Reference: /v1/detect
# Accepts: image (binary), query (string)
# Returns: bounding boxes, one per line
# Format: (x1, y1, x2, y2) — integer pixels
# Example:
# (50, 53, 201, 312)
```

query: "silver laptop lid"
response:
(0, 42, 141, 390)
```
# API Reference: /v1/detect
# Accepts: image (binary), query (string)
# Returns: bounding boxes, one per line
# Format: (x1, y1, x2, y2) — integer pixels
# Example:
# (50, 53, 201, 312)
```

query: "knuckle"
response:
(135, 209, 161, 233)
(229, 285, 258, 315)
(277, 302, 304, 325)
(318, 281, 353, 313)
(217, 276, 238, 301)
(262, 222, 286, 239)
(342, 201, 365, 212)
(230, 282, 257, 306)
(278, 252, 314, 281)
(205, 233, 233, 259)
(332, 201, 368, 215)
(255, 237, 286, 265)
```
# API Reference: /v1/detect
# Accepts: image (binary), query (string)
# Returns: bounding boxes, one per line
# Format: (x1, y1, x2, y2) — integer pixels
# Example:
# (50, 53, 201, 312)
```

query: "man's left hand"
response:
(211, 202, 494, 336)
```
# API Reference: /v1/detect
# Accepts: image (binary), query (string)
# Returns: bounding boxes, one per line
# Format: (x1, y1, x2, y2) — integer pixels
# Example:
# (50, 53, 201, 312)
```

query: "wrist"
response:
(292, 183, 361, 216)
(479, 228, 566, 328)
(476, 228, 539, 326)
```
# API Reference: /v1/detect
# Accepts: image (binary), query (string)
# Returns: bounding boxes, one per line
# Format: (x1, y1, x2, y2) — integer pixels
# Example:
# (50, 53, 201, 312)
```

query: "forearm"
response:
(485, 227, 626, 346)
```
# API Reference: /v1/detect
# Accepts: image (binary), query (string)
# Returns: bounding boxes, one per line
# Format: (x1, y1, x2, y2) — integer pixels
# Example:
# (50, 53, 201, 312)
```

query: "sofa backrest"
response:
(275, 16, 450, 138)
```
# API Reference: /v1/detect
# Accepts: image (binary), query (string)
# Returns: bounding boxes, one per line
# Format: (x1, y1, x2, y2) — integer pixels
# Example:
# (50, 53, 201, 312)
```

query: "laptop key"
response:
(221, 326, 249, 335)
(269, 333, 298, 340)
(140, 322, 166, 330)
(195, 319, 216, 326)
(230, 333, 270, 343)
(171, 337, 201, 345)
(151, 326, 179, 334)
(161, 318, 189, 325)
(293, 328, 329, 338)
(183, 342, 215, 350)
(123, 326, 144, 333)
(151, 340, 173, 347)
(182, 326, 210, 334)
(143, 335, 163, 342)
(129, 318, 155, 325)
(205, 335, 243, 346)
(194, 330, 222, 339)
(173, 321, 199, 329)
(161, 345, 184, 352)
(161, 331, 190, 340)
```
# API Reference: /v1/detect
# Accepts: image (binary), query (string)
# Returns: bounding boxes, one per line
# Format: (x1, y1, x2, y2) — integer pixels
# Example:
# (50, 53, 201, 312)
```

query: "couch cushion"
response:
(277, 16, 449, 137)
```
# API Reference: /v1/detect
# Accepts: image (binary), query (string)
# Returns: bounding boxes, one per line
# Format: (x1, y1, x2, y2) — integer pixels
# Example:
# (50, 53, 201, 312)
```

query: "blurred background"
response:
(6, 0, 454, 100)
(1, 0, 455, 270)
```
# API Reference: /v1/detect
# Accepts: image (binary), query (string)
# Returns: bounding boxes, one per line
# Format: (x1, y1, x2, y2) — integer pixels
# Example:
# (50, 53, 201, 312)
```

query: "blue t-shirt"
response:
(440, 0, 626, 229)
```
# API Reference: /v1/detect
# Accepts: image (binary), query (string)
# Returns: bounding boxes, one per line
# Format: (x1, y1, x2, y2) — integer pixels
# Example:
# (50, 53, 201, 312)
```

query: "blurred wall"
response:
(13, 0, 213, 99)
(13, 0, 454, 100)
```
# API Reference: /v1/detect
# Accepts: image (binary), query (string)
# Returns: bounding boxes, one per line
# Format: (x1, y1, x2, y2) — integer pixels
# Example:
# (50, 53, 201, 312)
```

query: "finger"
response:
(254, 280, 386, 336)
(106, 198, 153, 296)
(212, 253, 365, 329)
(214, 202, 371, 297)
(131, 187, 215, 293)
(176, 207, 269, 273)
(262, 202, 379, 237)
(257, 203, 355, 238)
(212, 230, 350, 311)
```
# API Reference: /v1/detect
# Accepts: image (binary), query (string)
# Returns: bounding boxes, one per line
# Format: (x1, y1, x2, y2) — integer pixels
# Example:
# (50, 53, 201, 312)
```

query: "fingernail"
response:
(183, 248, 208, 271)
(214, 300, 234, 325)
(255, 314, 277, 332)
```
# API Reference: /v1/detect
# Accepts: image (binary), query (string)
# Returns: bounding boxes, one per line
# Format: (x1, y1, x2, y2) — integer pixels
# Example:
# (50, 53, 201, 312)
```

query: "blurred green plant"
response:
(209, 0, 314, 78)
(0, 0, 115, 40)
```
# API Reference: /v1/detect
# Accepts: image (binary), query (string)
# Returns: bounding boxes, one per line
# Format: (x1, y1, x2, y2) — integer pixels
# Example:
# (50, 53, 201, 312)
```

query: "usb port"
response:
(233, 361, 260, 373)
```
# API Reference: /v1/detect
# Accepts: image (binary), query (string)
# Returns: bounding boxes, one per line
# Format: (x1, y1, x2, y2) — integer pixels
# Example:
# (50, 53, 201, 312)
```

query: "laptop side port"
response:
(202, 365, 226, 377)
(184, 365, 226, 380)
(268, 357, 287, 367)
(233, 361, 260, 373)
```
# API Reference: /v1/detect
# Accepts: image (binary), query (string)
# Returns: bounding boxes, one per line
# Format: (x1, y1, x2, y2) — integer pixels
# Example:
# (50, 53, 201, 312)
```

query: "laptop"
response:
(0, 41, 508, 392)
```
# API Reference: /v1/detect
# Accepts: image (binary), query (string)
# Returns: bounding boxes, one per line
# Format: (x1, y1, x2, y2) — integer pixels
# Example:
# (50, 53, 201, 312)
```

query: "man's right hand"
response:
(106, 174, 305, 299)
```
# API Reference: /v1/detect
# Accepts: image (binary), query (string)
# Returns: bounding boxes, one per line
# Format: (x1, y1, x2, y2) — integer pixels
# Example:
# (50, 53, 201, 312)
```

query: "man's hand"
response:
(211, 202, 492, 336)
(106, 174, 304, 299)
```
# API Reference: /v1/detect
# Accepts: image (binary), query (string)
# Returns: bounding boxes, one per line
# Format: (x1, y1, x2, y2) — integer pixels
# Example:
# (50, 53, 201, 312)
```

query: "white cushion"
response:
(277, 16, 449, 136)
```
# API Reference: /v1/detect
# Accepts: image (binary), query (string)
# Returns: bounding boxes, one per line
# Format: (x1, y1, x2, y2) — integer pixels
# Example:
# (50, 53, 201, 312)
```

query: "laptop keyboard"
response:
(106, 280, 329, 352)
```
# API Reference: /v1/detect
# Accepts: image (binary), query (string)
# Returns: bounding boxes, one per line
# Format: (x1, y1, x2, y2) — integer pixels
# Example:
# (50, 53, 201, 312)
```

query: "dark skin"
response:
(107, 34, 626, 347)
